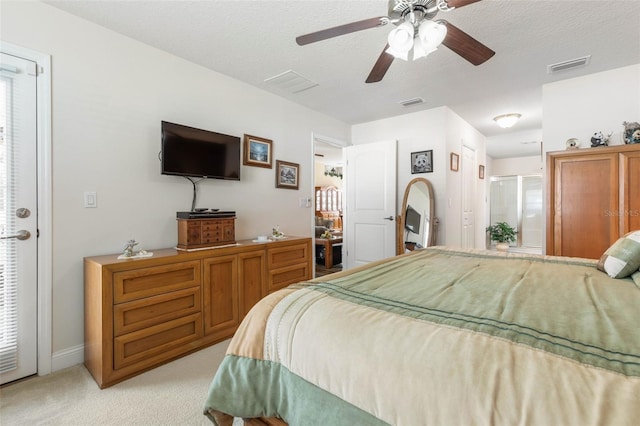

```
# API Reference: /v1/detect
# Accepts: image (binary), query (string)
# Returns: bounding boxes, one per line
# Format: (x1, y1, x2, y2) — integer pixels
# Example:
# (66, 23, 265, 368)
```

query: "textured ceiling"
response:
(46, 0, 640, 158)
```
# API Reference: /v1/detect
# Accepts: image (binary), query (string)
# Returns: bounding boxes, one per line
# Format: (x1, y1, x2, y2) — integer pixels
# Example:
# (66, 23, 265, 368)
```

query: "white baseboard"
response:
(50, 344, 84, 372)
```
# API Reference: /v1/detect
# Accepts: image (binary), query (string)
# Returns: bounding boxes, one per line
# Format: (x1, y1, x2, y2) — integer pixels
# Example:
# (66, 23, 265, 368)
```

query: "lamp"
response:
(386, 20, 447, 61)
(493, 113, 522, 129)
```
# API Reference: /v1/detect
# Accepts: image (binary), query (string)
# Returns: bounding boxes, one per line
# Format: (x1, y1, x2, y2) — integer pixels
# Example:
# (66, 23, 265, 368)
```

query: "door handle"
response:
(1, 230, 31, 240)
(383, 216, 395, 221)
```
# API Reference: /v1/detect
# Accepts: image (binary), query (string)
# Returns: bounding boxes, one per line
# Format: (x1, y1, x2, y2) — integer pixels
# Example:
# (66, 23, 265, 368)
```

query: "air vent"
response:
(547, 55, 591, 74)
(398, 97, 425, 107)
(264, 70, 318, 94)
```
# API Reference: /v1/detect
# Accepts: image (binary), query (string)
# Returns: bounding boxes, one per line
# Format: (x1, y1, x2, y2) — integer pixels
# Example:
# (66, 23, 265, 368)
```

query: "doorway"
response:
(0, 44, 52, 384)
(489, 175, 543, 253)
(313, 137, 344, 277)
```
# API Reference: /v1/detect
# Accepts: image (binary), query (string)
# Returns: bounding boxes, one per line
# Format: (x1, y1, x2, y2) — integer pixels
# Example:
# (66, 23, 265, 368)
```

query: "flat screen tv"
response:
(405, 205, 421, 234)
(161, 121, 240, 180)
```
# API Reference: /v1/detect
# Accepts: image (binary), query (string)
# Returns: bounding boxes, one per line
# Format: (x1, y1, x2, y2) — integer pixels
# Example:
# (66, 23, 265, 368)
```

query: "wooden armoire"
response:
(546, 144, 640, 259)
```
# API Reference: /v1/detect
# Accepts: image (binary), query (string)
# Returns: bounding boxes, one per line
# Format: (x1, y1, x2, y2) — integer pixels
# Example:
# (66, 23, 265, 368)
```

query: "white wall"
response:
(352, 107, 448, 245)
(543, 64, 640, 154)
(491, 155, 543, 177)
(541, 64, 639, 253)
(1, 1, 349, 368)
(444, 109, 488, 250)
(486, 128, 543, 176)
(314, 161, 344, 189)
(351, 106, 487, 248)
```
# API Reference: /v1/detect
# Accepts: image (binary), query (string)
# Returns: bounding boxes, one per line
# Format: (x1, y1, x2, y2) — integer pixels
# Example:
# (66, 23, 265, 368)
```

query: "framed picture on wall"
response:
(275, 160, 299, 190)
(411, 150, 433, 174)
(450, 152, 459, 172)
(479, 165, 485, 179)
(243, 134, 273, 168)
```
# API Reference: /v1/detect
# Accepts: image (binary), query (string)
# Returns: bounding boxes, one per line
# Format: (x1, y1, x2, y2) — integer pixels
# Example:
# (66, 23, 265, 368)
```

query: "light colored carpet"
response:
(0, 339, 242, 425)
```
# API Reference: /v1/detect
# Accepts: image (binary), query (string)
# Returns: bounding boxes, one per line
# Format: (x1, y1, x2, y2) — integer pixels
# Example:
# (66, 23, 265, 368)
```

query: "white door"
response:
(461, 145, 475, 249)
(0, 52, 38, 384)
(345, 140, 397, 269)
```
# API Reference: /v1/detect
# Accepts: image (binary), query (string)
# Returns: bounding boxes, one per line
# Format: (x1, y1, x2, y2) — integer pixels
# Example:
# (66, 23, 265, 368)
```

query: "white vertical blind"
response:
(0, 73, 19, 373)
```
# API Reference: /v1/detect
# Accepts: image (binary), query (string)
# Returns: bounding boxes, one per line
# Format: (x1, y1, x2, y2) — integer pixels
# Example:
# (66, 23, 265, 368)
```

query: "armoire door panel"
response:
(620, 151, 640, 233)
(553, 154, 618, 259)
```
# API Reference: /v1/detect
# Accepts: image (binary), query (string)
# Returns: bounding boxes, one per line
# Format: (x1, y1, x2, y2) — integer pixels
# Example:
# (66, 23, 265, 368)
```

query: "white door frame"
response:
(1, 41, 53, 376)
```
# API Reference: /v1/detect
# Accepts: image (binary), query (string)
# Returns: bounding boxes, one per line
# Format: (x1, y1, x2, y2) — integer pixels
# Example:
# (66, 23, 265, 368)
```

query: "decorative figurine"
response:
(272, 226, 284, 239)
(622, 121, 640, 144)
(590, 131, 612, 147)
(117, 239, 151, 260)
(565, 138, 579, 150)
(122, 239, 138, 258)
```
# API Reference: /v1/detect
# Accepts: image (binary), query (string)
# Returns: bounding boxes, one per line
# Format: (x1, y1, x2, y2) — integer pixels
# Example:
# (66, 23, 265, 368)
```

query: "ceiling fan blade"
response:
(296, 17, 388, 46)
(366, 44, 395, 83)
(445, 0, 483, 8)
(441, 21, 495, 66)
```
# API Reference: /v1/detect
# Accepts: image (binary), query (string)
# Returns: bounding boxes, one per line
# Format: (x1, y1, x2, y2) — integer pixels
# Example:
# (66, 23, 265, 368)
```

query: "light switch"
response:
(299, 197, 311, 208)
(84, 191, 97, 208)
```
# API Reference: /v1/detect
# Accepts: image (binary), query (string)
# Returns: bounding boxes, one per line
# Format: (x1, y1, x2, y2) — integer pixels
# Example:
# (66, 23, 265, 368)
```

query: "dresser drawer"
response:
(113, 313, 203, 370)
(267, 242, 309, 269)
(268, 263, 311, 293)
(113, 260, 201, 303)
(114, 287, 201, 336)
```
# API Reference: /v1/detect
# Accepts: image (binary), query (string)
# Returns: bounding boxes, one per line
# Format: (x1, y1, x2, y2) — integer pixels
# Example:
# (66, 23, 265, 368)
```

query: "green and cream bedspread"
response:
(204, 247, 640, 425)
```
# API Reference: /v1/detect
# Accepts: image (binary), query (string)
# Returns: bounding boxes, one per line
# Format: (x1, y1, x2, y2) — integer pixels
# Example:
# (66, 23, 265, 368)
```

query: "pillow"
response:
(597, 230, 640, 278)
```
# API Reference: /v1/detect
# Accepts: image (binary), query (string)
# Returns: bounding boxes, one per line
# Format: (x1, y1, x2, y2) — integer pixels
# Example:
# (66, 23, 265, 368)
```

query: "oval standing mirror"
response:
(397, 177, 435, 254)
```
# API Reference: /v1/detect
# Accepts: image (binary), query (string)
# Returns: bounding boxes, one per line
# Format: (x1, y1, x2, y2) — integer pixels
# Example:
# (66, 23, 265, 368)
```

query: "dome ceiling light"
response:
(493, 113, 522, 129)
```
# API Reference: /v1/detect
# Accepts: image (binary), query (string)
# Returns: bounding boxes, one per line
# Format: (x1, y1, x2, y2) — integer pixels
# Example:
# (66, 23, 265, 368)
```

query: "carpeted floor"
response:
(0, 339, 241, 426)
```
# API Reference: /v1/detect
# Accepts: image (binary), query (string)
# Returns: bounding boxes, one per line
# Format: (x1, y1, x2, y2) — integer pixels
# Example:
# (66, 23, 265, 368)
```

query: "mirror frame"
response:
(397, 177, 436, 255)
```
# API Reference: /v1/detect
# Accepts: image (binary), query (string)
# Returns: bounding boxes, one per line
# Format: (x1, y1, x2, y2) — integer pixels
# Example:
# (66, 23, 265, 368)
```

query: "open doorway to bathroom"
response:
(488, 175, 543, 254)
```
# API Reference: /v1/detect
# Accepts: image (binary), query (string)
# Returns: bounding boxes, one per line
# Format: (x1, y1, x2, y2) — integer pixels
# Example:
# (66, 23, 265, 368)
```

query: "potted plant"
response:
(486, 222, 517, 251)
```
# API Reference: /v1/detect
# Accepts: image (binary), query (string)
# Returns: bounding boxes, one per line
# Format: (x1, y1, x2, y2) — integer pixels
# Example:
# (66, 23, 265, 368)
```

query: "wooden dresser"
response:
(84, 237, 312, 388)
(546, 144, 640, 258)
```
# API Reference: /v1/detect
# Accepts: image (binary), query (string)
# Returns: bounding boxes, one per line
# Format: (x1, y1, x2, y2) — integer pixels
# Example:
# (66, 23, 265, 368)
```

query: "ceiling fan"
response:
(296, 0, 495, 83)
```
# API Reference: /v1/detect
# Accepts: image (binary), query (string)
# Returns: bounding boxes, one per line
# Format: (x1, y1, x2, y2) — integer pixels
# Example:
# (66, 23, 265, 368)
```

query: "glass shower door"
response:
(489, 175, 542, 251)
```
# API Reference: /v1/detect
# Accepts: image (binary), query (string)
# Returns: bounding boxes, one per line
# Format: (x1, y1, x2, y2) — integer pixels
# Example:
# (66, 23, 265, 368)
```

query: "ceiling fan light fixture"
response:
(412, 41, 435, 60)
(387, 22, 414, 60)
(417, 20, 447, 52)
(386, 45, 410, 61)
(493, 113, 522, 129)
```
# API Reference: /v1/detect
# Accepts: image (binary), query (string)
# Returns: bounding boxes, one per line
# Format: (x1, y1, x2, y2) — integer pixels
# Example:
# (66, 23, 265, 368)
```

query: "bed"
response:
(204, 246, 640, 425)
